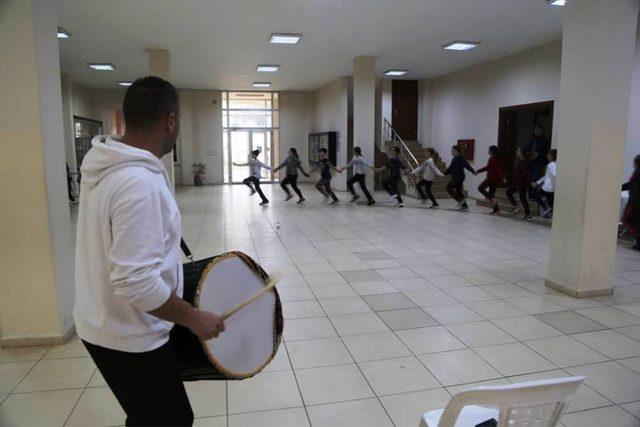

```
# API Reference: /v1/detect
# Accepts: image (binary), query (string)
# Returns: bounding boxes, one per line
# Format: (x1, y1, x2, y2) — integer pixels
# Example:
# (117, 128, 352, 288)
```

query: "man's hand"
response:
(186, 310, 226, 340)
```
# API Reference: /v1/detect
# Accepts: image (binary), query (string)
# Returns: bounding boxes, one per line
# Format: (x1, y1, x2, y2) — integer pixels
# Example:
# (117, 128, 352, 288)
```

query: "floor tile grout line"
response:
(175, 188, 640, 424)
(62, 385, 88, 426)
(257, 215, 314, 427)
(270, 214, 402, 426)
(5, 342, 53, 397)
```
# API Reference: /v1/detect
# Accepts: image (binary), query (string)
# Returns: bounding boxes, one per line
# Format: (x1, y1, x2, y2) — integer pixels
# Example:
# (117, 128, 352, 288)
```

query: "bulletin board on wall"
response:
(308, 132, 339, 165)
(457, 139, 475, 162)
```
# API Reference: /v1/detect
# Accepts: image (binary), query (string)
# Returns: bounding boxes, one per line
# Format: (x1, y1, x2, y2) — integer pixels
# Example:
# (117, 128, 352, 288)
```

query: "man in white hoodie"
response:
(74, 76, 225, 426)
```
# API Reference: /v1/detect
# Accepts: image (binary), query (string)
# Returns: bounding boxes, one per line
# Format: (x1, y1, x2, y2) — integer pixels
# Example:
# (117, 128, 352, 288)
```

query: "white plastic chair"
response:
(419, 376, 585, 427)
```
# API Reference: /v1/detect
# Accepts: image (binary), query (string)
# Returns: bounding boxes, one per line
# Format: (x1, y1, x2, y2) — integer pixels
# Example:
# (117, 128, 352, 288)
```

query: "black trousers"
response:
(316, 178, 339, 201)
(243, 176, 268, 202)
(531, 188, 555, 211)
(347, 173, 374, 202)
(416, 180, 437, 205)
(446, 181, 465, 203)
(281, 175, 303, 198)
(478, 180, 498, 200)
(83, 340, 194, 427)
(506, 187, 531, 216)
(383, 176, 403, 203)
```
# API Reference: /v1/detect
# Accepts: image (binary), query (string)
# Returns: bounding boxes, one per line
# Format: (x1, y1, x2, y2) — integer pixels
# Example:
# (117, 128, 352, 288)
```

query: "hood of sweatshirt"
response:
(81, 135, 167, 190)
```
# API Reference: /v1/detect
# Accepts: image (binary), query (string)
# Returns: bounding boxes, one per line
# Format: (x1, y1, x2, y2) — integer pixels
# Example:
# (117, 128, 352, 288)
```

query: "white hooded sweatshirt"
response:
(74, 135, 183, 352)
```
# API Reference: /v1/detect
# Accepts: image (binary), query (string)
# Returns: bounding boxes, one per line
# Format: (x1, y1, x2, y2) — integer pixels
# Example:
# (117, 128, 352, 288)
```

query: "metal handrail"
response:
(383, 118, 419, 168)
(381, 118, 421, 196)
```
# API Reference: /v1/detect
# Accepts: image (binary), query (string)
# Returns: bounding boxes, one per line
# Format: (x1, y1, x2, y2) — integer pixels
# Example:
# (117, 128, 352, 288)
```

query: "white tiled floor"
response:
(2, 183, 640, 426)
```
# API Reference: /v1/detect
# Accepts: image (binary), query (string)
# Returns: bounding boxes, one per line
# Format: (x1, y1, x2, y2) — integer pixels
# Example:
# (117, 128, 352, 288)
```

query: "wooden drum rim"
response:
(193, 251, 282, 379)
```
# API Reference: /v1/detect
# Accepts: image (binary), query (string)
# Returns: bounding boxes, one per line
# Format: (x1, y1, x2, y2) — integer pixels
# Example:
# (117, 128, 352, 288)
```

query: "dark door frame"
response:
(497, 100, 554, 182)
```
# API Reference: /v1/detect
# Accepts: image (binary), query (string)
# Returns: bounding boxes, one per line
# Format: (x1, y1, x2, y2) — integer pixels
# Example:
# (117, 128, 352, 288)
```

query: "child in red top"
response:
(506, 147, 532, 220)
(477, 145, 504, 214)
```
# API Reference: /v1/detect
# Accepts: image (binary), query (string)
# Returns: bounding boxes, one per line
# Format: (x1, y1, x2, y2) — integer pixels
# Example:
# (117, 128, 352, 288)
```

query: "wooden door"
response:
(498, 109, 518, 183)
(392, 80, 418, 141)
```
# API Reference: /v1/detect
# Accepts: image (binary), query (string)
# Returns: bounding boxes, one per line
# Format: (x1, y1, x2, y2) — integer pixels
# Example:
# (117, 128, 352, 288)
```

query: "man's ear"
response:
(166, 111, 178, 133)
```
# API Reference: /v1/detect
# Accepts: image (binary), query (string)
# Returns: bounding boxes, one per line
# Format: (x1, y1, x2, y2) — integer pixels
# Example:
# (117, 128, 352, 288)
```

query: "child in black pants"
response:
(445, 145, 476, 210)
(309, 148, 339, 204)
(275, 147, 309, 203)
(505, 148, 532, 220)
(476, 145, 504, 215)
(374, 146, 406, 207)
(531, 149, 557, 218)
(411, 147, 444, 208)
(234, 150, 274, 205)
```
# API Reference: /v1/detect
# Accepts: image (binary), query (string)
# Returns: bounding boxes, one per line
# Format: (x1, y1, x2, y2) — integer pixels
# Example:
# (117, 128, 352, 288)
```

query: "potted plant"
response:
(192, 163, 206, 186)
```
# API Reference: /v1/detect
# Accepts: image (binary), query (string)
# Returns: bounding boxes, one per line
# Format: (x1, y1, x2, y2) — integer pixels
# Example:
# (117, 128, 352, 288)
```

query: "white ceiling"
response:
(58, 0, 564, 91)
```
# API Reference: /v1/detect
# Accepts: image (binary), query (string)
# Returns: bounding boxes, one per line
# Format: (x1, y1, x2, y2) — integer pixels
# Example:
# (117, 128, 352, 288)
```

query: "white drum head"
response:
(196, 254, 277, 378)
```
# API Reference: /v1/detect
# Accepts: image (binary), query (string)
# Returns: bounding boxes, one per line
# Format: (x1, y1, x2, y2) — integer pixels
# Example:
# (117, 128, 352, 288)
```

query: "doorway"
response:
(73, 116, 103, 171)
(222, 91, 279, 183)
(227, 129, 273, 183)
(497, 101, 554, 182)
(392, 80, 418, 141)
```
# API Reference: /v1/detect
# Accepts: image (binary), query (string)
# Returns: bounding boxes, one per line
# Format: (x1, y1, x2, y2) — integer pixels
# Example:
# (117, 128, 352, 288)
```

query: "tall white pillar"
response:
(547, 0, 640, 297)
(0, 0, 75, 346)
(147, 48, 175, 188)
(353, 56, 376, 188)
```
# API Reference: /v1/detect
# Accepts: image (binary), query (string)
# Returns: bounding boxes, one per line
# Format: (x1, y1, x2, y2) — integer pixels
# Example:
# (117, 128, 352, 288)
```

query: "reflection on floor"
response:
(2, 184, 640, 427)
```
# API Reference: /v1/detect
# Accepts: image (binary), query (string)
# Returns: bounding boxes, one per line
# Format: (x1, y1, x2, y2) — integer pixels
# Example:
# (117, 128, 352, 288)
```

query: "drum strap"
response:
(180, 238, 195, 264)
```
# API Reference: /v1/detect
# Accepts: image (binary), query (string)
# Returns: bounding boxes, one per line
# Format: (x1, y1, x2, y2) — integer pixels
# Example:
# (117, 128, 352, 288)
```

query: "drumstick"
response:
(221, 277, 279, 321)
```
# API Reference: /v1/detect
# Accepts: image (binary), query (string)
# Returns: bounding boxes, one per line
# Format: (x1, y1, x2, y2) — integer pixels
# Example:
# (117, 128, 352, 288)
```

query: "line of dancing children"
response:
(474, 144, 556, 218)
(235, 143, 559, 220)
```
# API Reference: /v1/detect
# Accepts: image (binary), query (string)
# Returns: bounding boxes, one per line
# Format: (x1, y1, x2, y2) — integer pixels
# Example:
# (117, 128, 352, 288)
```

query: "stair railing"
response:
(382, 118, 421, 197)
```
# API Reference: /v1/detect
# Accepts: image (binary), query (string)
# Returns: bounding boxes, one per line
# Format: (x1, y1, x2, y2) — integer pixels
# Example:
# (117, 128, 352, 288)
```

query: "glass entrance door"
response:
(228, 130, 273, 183)
(250, 131, 272, 181)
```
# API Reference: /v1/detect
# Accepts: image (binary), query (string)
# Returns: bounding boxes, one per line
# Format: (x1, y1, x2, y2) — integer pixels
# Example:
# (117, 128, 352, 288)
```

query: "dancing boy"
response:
(445, 145, 476, 210)
(374, 146, 406, 207)
(309, 147, 339, 204)
(339, 146, 376, 206)
(234, 150, 274, 205)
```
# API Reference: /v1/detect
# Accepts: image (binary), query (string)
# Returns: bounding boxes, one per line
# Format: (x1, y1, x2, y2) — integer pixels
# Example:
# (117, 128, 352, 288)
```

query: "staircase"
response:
(400, 140, 452, 199)
(377, 119, 457, 200)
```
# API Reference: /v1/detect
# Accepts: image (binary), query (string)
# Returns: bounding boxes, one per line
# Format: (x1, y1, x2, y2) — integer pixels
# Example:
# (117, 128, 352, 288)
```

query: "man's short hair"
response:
(123, 76, 178, 131)
(319, 148, 328, 153)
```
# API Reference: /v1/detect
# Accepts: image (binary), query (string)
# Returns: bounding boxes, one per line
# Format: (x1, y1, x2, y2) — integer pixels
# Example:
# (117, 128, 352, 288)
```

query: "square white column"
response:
(547, 0, 640, 297)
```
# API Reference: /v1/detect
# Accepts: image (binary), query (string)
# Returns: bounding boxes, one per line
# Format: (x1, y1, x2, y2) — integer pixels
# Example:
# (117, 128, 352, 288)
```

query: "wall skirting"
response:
(545, 279, 613, 298)
(0, 324, 75, 348)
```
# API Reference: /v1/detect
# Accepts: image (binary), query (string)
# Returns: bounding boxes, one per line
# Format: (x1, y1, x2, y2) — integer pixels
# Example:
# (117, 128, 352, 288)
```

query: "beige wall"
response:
(1, 0, 74, 345)
(422, 38, 640, 197)
(279, 91, 314, 182)
(426, 41, 562, 198)
(190, 90, 223, 184)
(311, 77, 349, 189)
(60, 82, 125, 171)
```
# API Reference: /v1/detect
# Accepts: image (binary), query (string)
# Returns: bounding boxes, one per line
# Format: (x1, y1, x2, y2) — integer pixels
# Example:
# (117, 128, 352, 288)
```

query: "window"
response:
(221, 92, 279, 183)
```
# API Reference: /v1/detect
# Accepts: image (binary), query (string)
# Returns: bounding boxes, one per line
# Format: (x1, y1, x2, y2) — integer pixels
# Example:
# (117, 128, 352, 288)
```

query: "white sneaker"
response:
(398, 203, 404, 208)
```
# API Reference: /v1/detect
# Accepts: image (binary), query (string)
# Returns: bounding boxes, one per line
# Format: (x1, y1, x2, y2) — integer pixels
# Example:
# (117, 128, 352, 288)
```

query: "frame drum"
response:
(171, 251, 283, 381)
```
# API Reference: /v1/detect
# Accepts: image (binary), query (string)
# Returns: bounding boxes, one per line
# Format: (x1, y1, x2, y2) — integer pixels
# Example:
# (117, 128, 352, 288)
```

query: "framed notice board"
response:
(457, 139, 475, 162)
(309, 132, 338, 165)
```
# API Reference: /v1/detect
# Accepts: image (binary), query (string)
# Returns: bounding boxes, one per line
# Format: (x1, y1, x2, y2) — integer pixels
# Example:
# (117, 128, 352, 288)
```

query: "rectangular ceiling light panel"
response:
(257, 65, 281, 72)
(269, 33, 302, 44)
(443, 41, 480, 51)
(87, 63, 115, 71)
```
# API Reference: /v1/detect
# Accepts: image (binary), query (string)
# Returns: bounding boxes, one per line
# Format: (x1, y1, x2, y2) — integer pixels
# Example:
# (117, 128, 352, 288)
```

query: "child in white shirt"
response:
(411, 148, 444, 208)
(532, 149, 557, 218)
